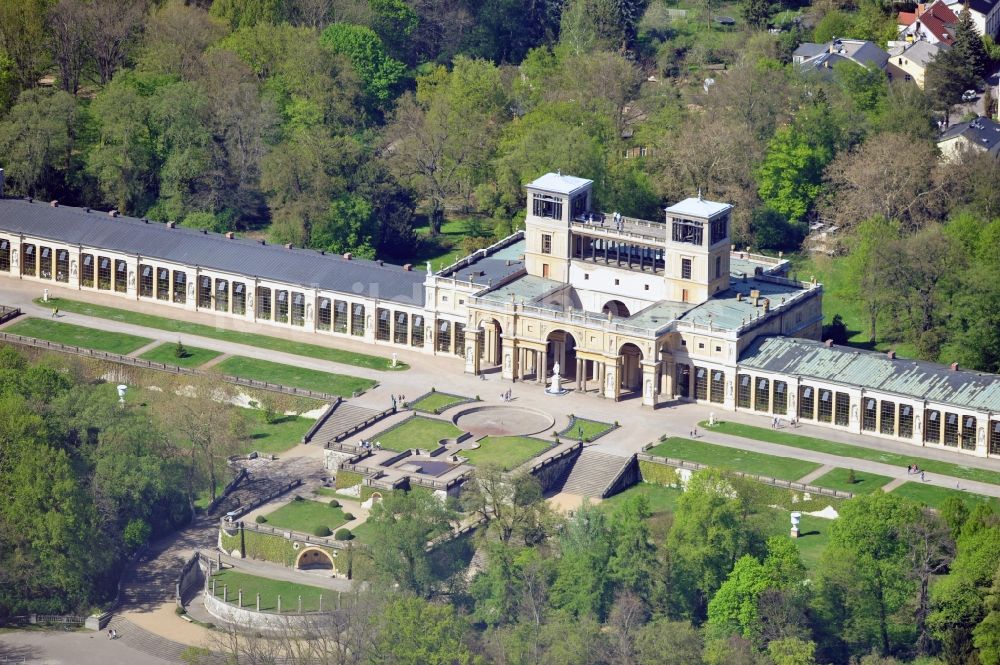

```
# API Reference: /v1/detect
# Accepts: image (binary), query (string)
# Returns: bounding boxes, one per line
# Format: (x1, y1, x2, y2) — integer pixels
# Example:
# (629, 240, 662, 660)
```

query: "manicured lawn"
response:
(793, 514, 832, 572)
(210, 570, 331, 612)
(213, 356, 376, 397)
(36, 297, 406, 371)
(603, 483, 682, 514)
(703, 421, 1000, 487)
(562, 417, 616, 442)
(812, 467, 893, 494)
(646, 437, 821, 481)
(393, 217, 489, 272)
(374, 416, 463, 452)
(463, 436, 551, 471)
(244, 413, 314, 454)
(138, 342, 222, 368)
(890, 482, 1000, 510)
(409, 391, 471, 414)
(5, 317, 152, 354)
(262, 499, 350, 534)
(349, 520, 377, 543)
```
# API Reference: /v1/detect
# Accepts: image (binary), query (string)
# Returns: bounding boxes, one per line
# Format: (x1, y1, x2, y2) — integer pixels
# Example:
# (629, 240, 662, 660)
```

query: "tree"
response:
(607, 494, 660, 600)
(635, 618, 703, 665)
(973, 564, 1000, 665)
(139, 1, 228, 80)
(209, 0, 287, 29)
(366, 490, 456, 597)
(87, 0, 147, 86)
(0, 0, 50, 93)
(47, 0, 90, 95)
(814, 492, 922, 656)
(767, 637, 818, 665)
(925, 47, 974, 122)
(741, 0, 772, 29)
(319, 23, 406, 111)
(368, 0, 418, 62)
(550, 501, 613, 618)
(902, 507, 956, 655)
(0, 88, 79, 200)
(369, 596, 480, 665)
(462, 465, 550, 545)
(844, 216, 900, 344)
(952, 6, 990, 82)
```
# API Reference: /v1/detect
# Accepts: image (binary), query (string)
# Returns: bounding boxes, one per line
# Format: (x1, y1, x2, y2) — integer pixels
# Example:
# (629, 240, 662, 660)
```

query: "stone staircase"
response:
(107, 616, 192, 664)
(557, 449, 632, 499)
(310, 402, 384, 445)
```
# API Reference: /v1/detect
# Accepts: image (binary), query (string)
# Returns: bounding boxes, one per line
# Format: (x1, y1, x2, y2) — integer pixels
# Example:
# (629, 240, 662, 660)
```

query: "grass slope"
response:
(5, 317, 152, 354)
(138, 342, 222, 368)
(36, 297, 406, 371)
(409, 392, 471, 414)
(244, 413, 314, 454)
(464, 436, 551, 470)
(704, 421, 1000, 487)
(263, 499, 350, 534)
(210, 570, 330, 612)
(213, 356, 376, 397)
(646, 437, 821, 481)
(563, 417, 616, 441)
(890, 482, 1000, 510)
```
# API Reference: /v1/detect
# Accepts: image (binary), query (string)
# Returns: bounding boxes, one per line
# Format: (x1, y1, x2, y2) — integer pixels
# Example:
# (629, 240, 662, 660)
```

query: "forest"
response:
(0, 0, 998, 370)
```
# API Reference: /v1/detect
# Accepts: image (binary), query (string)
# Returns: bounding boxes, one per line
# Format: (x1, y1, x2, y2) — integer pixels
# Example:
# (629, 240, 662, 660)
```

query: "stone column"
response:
(464, 327, 481, 375)
(641, 360, 658, 407)
(576, 358, 584, 390)
(597, 362, 606, 396)
(501, 337, 517, 381)
(538, 350, 548, 384)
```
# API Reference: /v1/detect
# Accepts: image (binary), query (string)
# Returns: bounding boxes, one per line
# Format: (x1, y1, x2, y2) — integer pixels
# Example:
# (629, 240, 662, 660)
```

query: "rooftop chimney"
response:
(377, 260, 384, 267)
(284, 243, 292, 249)
(950, 362, 959, 371)
(50, 200, 58, 207)
(887, 350, 895, 359)
(762, 298, 770, 313)
(825, 339, 834, 347)
(225, 232, 234, 239)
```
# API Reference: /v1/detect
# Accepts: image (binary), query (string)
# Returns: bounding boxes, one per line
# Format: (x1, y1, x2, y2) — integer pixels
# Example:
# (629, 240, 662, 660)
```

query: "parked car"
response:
(962, 90, 977, 102)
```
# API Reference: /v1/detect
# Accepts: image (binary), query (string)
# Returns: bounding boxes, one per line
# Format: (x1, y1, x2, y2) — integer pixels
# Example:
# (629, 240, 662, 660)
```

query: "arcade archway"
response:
(619, 343, 643, 398)
(480, 318, 503, 367)
(602, 300, 630, 318)
(545, 330, 578, 382)
(295, 547, 334, 571)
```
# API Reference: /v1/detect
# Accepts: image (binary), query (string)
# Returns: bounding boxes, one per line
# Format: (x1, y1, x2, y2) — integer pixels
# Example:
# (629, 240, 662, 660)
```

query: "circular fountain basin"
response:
(452, 405, 555, 437)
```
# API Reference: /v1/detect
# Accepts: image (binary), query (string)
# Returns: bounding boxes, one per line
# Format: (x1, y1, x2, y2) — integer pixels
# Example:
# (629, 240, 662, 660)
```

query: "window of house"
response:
(454, 323, 466, 357)
(377, 308, 390, 341)
(98, 256, 112, 290)
(695, 367, 708, 400)
(412, 315, 424, 347)
(532, 193, 563, 219)
(614, 279, 620, 286)
(291, 292, 304, 326)
(275, 290, 289, 323)
(774, 381, 787, 415)
(0, 239, 9, 272)
(334, 300, 348, 333)
(56, 249, 68, 282)
(715, 256, 721, 279)
(351, 304, 365, 336)
(755, 377, 770, 412)
(880, 400, 896, 435)
(818, 389, 833, 423)
(644, 284, 649, 290)
(39, 246, 51, 279)
(962, 416, 977, 450)
(698, 342, 705, 349)
(943, 412, 959, 446)
(990, 421, 1000, 456)
(682, 289, 689, 302)
(715, 346, 721, 352)
(156, 268, 170, 301)
(198, 276, 212, 309)
(924, 410, 940, 443)
(710, 370, 725, 404)
(672, 219, 703, 245)
(863, 398, 877, 431)
(737, 374, 751, 408)
(835, 392, 850, 426)
(899, 405, 914, 439)
(257, 287, 272, 320)
(541, 234, 552, 254)
(681, 258, 692, 279)
(232, 282, 246, 314)
(317, 298, 331, 330)
(81, 253, 94, 287)
(172, 270, 186, 303)
(584, 274, 589, 280)
(436, 320, 452, 352)
(394, 312, 409, 344)
(799, 385, 815, 420)
(21, 244, 36, 276)
(139, 264, 153, 298)
(571, 194, 587, 218)
(114, 260, 127, 293)
(215, 279, 229, 312)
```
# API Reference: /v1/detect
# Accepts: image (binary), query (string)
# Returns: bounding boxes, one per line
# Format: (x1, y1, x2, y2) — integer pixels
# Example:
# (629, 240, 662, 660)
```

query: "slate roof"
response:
(526, 173, 593, 195)
(679, 277, 815, 331)
(796, 39, 889, 73)
(938, 116, 1000, 156)
(666, 197, 732, 219)
(438, 238, 527, 287)
(898, 39, 945, 67)
(739, 336, 1000, 412)
(0, 198, 427, 306)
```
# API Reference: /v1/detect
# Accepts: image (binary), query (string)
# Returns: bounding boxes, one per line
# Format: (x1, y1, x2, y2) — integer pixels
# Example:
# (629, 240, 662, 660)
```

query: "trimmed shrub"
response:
(342, 512, 355, 521)
(314, 525, 332, 537)
(293, 495, 304, 501)
(328, 499, 341, 508)
(335, 528, 353, 541)
(255, 515, 267, 524)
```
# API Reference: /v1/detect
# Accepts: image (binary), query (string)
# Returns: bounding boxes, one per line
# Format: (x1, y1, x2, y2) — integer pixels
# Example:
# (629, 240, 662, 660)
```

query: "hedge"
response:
(638, 460, 680, 487)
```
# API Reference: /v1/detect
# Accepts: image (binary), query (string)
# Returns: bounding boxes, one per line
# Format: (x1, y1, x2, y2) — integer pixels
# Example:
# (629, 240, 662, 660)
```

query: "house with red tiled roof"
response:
(899, 1, 958, 45)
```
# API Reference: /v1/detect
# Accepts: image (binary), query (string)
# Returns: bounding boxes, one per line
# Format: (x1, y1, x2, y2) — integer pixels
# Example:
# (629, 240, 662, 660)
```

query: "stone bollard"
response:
(212, 579, 216, 596)
(298, 595, 302, 614)
(223, 585, 228, 603)
(319, 595, 322, 612)
(256, 593, 260, 612)
(238, 588, 243, 608)
(277, 595, 281, 614)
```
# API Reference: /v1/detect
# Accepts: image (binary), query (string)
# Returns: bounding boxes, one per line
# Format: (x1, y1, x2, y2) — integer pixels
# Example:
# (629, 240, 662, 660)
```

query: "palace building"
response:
(1, 170, 998, 459)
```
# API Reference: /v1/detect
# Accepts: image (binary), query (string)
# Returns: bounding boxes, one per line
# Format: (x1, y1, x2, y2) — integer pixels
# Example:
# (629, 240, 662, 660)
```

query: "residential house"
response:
(937, 116, 1000, 160)
(793, 38, 890, 77)
(899, 1, 958, 45)
(887, 40, 947, 87)
(940, 0, 1000, 37)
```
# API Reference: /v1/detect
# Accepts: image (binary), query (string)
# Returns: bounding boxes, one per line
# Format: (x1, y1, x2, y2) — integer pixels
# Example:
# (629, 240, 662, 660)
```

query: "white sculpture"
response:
(546, 362, 563, 395)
